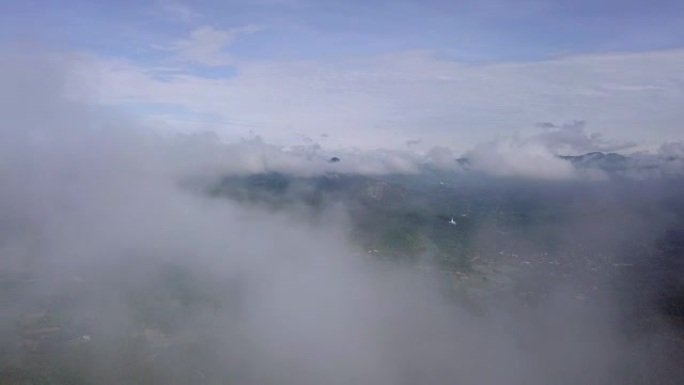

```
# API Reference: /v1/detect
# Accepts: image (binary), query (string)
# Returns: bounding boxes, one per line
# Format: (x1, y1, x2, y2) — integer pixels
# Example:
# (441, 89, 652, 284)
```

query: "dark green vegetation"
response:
(207, 172, 629, 270)
(208, 171, 684, 328)
(209, 172, 490, 270)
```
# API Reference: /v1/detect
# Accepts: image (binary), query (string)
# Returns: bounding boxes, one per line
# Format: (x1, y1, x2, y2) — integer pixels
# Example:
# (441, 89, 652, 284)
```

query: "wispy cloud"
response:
(155, 25, 264, 66)
(533, 120, 637, 155)
(77, 48, 684, 150)
(155, 0, 202, 23)
(464, 136, 584, 180)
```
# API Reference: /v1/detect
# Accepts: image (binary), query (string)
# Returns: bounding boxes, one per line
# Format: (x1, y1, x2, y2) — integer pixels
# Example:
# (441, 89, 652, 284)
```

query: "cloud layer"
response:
(2, 52, 684, 385)
(73, 46, 684, 151)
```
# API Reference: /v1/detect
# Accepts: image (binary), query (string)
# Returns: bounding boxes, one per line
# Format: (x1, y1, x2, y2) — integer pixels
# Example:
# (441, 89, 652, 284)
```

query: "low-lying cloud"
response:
(1, 52, 683, 385)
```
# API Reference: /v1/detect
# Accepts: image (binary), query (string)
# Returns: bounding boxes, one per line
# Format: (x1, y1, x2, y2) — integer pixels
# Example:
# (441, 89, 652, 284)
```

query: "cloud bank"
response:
(3, 51, 684, 384)
(74, 46, 684, 150)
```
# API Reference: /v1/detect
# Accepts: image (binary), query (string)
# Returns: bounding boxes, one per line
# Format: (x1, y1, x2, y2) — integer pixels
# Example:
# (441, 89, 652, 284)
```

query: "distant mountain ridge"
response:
(558, 152, 632, 172)
(456, 152, 633, 174)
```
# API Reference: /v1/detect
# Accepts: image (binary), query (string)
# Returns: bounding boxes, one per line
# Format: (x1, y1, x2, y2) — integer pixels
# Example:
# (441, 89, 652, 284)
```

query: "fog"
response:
(1, 53, 683, 384)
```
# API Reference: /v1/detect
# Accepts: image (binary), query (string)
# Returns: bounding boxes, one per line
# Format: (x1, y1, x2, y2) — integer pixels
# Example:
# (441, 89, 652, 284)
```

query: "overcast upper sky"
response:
(2, 0, 684, 152)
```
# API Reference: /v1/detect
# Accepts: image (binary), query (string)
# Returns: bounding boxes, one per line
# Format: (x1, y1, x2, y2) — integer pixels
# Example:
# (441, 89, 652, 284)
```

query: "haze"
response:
(2, 1, 684, 384)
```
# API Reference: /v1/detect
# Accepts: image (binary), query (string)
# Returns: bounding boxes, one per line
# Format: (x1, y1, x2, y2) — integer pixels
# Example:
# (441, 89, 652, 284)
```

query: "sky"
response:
(2, 0, 684, 152)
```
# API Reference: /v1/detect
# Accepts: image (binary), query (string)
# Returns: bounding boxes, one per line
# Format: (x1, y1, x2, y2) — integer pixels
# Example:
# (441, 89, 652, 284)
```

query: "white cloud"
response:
(155, 0, 201, 23)
(157, 25, 263, 66)
(659, 141, 684, 159)
(533, 120, 637, 155)
(424, 146, 461, 171)
(465, 136, 582, 180)
(3, 48, 683, 385)
(168, 134, 427, 177)
(76, 48, 684, 150)
(459, 131, 684, 180)
(655, 142, 684, 177)
(459, 122, 645, 180)
(626, 141, 684, 178)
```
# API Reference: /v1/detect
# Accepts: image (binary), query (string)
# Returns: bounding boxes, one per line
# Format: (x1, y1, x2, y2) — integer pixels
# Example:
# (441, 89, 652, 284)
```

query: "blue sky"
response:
(3, 0, 684, 151)
(10, 0, 684, 59)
